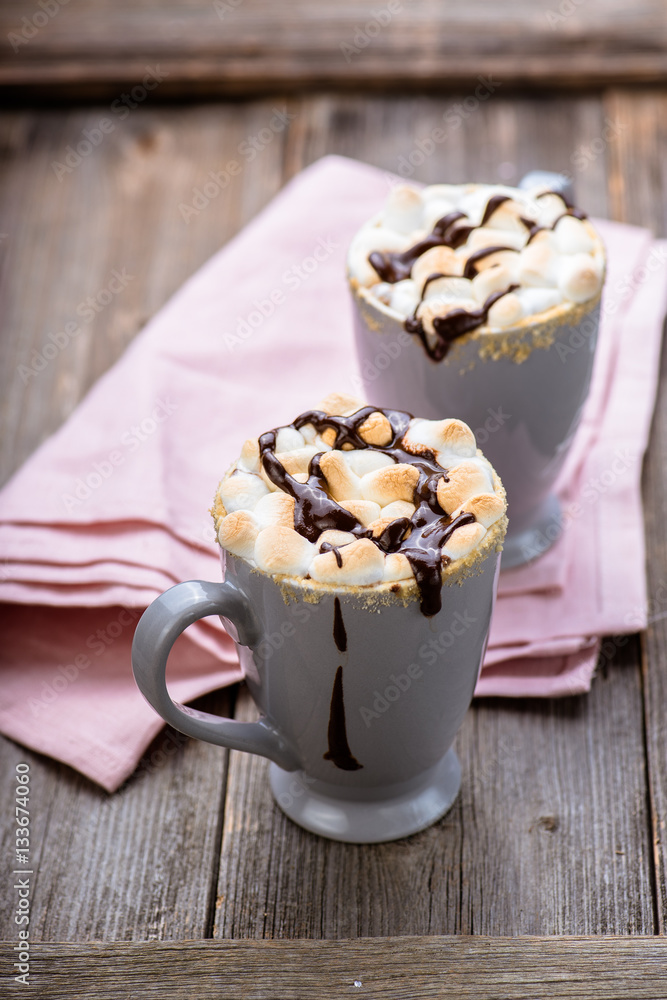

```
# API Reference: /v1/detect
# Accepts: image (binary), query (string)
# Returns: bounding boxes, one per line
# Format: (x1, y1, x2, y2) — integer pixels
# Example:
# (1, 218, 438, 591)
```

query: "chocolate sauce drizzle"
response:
(368, 189, 588, 359)
(323, 665, 362, 771)
(259, 406, 481, 616)
(406, 285, 519, 362)
(333, 597, 347, 652)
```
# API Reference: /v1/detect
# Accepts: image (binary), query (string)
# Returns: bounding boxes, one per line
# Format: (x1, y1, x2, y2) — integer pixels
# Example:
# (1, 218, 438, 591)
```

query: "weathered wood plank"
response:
(460, 640, 654, 935)
(283, 92, 611, 217)
(1, 0, 666, 96)
(0, 692, 233, 940)
(213, 92, 655, 938)
(0, 101, 291, 486)
(605, 90, 667, 239)
(2, 937, 667, 999)
(605, 89, 667, 932)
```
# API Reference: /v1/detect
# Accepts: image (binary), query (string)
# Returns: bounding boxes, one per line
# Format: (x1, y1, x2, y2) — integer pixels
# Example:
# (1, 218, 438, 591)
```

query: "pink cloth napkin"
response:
(0, 155, 664, 791)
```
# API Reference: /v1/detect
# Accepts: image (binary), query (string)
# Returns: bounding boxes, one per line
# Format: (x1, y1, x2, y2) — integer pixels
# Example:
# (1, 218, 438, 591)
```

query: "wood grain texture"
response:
(0, 101, 291, 486)
(1, 0, 666, 97)
(605, 89, 667, 932)
(2, 937, 667, 999)
(0, 692, 232, 940)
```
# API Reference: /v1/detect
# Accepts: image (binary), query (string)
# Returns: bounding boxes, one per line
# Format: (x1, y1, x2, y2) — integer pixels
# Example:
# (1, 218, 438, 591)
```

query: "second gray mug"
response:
(351, 293, 600, 568)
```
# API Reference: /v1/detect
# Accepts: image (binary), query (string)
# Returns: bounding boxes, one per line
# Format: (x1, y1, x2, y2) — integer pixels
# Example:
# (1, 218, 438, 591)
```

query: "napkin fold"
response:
(0, 155, 664, 791)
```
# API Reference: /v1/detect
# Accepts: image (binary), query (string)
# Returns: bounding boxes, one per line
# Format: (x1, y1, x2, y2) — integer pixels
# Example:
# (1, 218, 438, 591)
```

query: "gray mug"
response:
(132, 543, 501, 843)
(350, 292, 600, 568)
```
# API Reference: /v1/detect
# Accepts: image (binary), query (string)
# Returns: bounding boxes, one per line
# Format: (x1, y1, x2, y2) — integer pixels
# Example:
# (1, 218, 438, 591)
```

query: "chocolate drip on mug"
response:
(323, 666, 362, 771)
(259, 406, 488, 616)
(333, 597, 347, 653)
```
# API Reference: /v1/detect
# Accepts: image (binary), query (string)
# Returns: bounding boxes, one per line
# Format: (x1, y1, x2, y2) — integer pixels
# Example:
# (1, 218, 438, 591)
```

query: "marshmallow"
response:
(299, 423, 318, 444)
(238, 438, 260, 474)
(254, 526, 316, 577)
(310, 538, 385, 586)
(344, 450, 394, 476)
(422, 198, 457, 231)
(317, 392, 363, 416)
(452, 492, 505, 528)
(442, 522, 487, 560)
(466, 248, 519, 275)
(423, 276, 475, 301)
(318, 529, 357, 549)
(557, 253, 604, 303)
(383, 552, 414, 582)
(217, 510, 260, 559)
(436, 462, 493, 514)
(467, 227, 526, 252)
(472, 264, 515, 304)
(371, 281, 393, 305)
(405, 418, 477, 458)
(361, 463, 420, 505)
(517, 242, 560, 287)
(553, 215, 595, 255)
(381, 500, 416, 519)
(219, 471, 270, 512)
(275, 426, 306, 452)
(411, 246, 461, 289)
(319, 450, 363, 501)
(483, 198, 530, 234)
(487, 292, 523, 329)
(338, 499, 382, 527)
(275, 446, 319, 476)
(358, 410, 393, 446)
(515, 286, 563, 315)
(384, 184, 424, 234)
(534, 192, 569, 227)
(390, 279, 421, 316)
(253, 491, 295, 529)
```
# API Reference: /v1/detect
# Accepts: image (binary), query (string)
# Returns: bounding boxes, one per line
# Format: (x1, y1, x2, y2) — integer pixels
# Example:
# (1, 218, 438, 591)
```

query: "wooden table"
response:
(1, 3, 667, 995)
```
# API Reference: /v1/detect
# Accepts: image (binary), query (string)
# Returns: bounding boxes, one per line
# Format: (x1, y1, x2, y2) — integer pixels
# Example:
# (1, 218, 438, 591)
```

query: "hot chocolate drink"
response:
(347, 182, 605, 568)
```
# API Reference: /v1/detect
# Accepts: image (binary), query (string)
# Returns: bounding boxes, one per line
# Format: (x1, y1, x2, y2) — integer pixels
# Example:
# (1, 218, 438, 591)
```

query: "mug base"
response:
(500, 492, 563, 570)
(269, 749, 461, 844)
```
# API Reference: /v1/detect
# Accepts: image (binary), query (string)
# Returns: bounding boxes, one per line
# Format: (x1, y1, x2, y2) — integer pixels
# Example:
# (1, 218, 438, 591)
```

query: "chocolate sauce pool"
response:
(259, 406, 484, 616)
(366, 190, 588, 359)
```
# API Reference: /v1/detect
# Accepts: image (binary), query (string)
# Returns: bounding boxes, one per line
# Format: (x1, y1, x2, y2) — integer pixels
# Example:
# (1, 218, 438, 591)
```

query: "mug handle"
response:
(131, 579, 300, 771)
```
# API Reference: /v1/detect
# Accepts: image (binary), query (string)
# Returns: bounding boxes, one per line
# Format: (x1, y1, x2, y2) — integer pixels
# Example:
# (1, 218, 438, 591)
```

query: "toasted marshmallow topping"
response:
(348, 182, 605, 359)
(213, 393, 506, 616)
